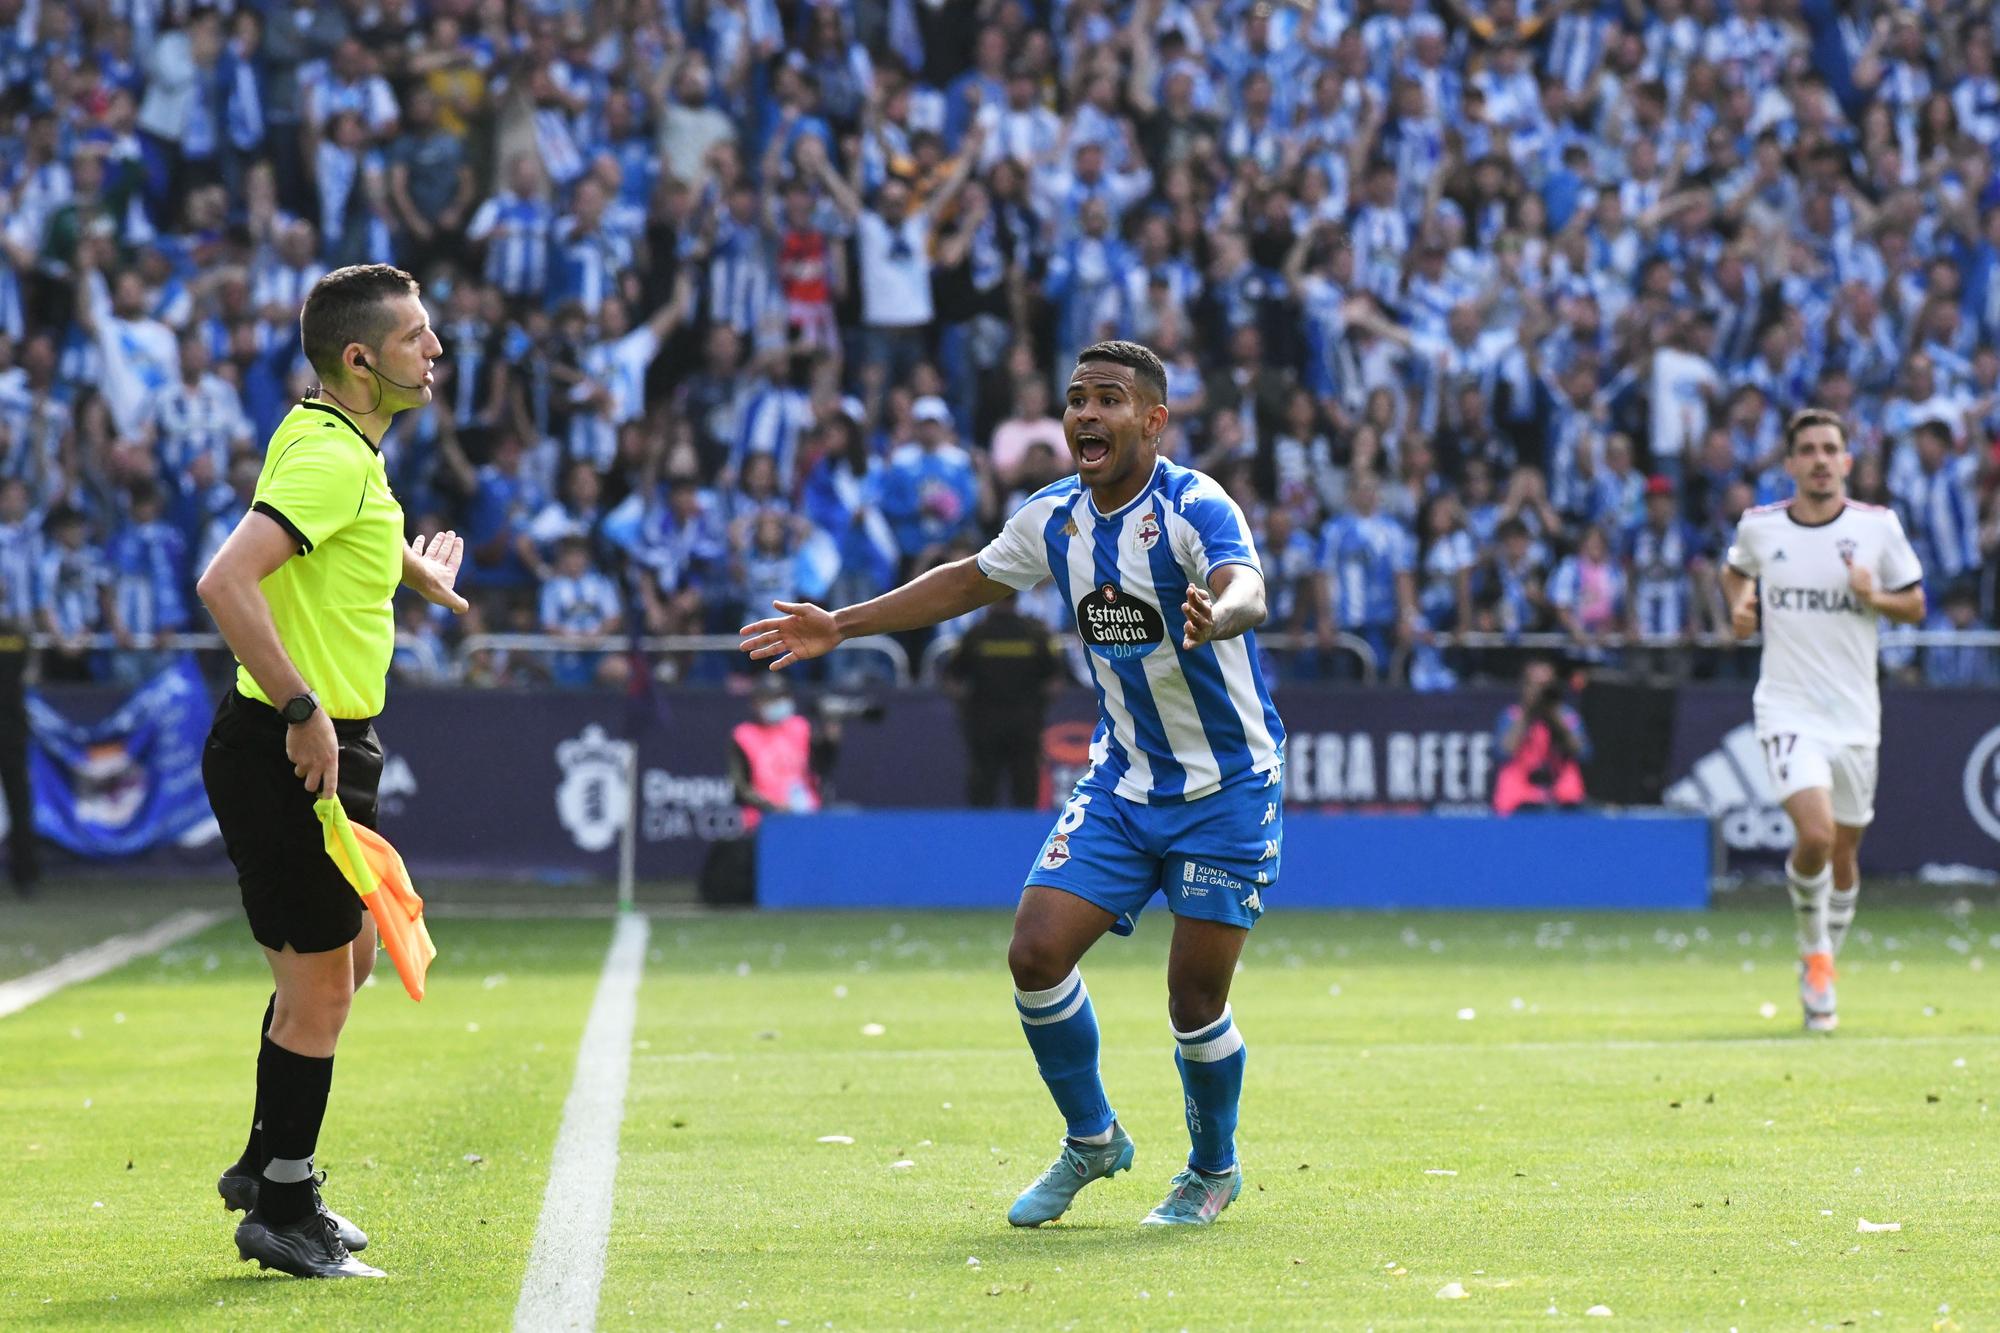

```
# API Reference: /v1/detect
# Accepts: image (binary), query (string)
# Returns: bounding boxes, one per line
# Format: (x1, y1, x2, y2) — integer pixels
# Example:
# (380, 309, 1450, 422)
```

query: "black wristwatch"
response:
(281, 691, 320, 725)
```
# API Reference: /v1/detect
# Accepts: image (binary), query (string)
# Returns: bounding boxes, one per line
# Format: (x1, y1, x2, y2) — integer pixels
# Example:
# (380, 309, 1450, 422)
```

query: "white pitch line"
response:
(0, 908, 227, 1020)
(515, 911, 650, 1333)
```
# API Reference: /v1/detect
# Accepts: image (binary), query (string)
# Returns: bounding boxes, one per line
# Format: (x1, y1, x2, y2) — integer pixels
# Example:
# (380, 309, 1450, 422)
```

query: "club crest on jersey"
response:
(1076, 582, 1166, 660)
(1135, 512, 1161, 551)
(1836, 538, 1857, 566)
(1040, 833, 1071, 870)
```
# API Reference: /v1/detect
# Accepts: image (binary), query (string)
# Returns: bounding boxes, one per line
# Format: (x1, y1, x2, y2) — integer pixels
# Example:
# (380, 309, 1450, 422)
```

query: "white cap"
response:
(912, 396, 954, 425)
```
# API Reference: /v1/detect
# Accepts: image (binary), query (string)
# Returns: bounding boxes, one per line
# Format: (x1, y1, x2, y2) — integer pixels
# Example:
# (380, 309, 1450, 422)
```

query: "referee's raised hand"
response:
(405, 530, 469, 614)
(287, 708, 340, 797)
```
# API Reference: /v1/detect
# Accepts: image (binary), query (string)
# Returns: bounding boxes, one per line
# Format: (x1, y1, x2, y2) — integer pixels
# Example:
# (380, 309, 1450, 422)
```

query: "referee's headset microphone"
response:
(310, 351, 438, 416)
(357, 355, 428, 393)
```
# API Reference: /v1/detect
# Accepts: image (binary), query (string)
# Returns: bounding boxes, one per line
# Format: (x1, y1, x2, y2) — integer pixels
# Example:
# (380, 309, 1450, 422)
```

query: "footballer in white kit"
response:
(1722, 409, 1927, 1032)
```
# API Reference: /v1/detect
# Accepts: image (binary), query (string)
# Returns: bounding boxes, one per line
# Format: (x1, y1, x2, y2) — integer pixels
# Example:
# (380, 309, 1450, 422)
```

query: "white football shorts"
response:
(1757, 731, 1877, 827)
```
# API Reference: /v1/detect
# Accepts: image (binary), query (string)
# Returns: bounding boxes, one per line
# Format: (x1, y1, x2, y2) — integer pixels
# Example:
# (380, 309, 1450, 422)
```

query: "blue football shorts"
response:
(1023, 772, 1282, 935)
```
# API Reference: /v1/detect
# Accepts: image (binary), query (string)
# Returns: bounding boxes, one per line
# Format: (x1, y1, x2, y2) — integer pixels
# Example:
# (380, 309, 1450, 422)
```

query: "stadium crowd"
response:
(2, 0, 1999, 690)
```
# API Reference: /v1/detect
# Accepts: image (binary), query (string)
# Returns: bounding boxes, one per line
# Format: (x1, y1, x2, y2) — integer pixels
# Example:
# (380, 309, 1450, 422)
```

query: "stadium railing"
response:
(915, 630, 1382, 683)
(27, 629, 2000, 691)
(1383, 629, 2000, 682)
(452, 632, 913, 684)
(15, 631, 915, 685)
(1229, 631, 1382, 681)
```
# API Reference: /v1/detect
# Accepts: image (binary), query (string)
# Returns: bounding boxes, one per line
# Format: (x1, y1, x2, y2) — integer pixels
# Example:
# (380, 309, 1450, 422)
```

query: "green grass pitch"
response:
(5, 897, 2000, 1330)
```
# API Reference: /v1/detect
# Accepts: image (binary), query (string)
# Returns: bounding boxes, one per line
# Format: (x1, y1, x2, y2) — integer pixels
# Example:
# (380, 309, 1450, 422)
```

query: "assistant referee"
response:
(197, 264, 465, 1279)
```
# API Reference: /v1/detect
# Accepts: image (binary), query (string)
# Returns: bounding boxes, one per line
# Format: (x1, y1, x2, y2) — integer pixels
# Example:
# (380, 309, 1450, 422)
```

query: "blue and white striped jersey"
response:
(1625, 518, 1701, 637)
(0, 520, 40, 625)
(38, 543, 107, 636)
(0, 250, 21, 340)
(568, 325, 660, 470)
(106, 520, 191, 635)
(539, 570, 621, 635)
(250, 259, 323, 315)
(977, 459, 1285, 805)
(548, 219, 635, 316)
(467, 193, 555, 299)
(151, 375, 252, 481)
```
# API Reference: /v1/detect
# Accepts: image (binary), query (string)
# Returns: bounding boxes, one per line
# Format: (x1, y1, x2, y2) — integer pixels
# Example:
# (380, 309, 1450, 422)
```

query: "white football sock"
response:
(1827, 884, 1858, 956)
(1786, 857, 1833, 956)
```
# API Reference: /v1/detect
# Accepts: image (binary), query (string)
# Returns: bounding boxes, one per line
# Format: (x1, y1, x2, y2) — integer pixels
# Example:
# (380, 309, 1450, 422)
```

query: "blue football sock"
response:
(1015, 968, 1114, 1140)
(1173, 1005, 1246, 1174)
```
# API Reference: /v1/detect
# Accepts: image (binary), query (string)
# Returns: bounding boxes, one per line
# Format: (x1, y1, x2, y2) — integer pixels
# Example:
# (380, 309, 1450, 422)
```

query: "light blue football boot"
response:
(1006, 1123, 1136, 1227)
(1140, 1164, 1242, 1226)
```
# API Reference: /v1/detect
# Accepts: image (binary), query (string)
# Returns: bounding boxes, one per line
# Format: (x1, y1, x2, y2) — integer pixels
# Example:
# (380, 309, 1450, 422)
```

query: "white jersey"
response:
(1726, 500, 1924, 746)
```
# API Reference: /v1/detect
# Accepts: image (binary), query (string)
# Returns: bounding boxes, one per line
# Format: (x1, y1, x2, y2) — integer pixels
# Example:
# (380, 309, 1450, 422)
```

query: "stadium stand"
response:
(0, 0, 1995, 688)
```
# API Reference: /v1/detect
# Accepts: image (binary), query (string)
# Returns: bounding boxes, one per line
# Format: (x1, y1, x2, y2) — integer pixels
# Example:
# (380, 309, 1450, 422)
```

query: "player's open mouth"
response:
(1077, 434, 1110, 466)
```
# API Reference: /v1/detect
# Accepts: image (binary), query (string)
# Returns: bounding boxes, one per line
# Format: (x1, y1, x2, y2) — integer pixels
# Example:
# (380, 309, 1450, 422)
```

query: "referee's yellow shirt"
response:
(236, 400, 404, 720)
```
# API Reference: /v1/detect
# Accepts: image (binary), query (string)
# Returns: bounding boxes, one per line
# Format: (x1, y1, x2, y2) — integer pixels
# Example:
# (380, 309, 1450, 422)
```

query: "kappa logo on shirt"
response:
(1771, 549, 1787, 562)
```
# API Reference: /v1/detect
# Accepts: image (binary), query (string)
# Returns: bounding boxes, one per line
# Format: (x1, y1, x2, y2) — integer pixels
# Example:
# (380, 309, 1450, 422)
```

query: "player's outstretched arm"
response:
(740, 556, 1013, 670)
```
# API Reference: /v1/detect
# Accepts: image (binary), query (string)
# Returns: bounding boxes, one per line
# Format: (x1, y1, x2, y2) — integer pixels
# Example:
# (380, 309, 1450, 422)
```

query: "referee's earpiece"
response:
(355, 354, 426, 392)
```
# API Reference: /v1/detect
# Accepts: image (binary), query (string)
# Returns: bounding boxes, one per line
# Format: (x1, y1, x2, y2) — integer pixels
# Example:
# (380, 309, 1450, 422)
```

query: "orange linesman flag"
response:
(315, 798, 437, 1001)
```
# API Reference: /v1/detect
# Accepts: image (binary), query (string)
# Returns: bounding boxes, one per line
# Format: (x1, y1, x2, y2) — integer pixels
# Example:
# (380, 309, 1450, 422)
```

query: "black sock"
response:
(232, 995, 277, 1174)
(256, 1036, 334, 1226)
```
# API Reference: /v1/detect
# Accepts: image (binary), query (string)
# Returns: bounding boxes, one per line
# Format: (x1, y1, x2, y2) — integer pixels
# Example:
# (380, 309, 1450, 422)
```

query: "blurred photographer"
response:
(1491, 657, 1590, 814)
(702, 673, 876, 904)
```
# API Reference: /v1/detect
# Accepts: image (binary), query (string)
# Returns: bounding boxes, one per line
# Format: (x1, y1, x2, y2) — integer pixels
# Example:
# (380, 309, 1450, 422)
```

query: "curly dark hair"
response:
(1074, 340, 1168, 405)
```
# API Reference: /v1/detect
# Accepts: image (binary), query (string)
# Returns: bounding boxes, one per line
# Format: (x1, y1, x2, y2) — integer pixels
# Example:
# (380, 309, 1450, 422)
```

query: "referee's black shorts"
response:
(202, 688, 385, 955)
